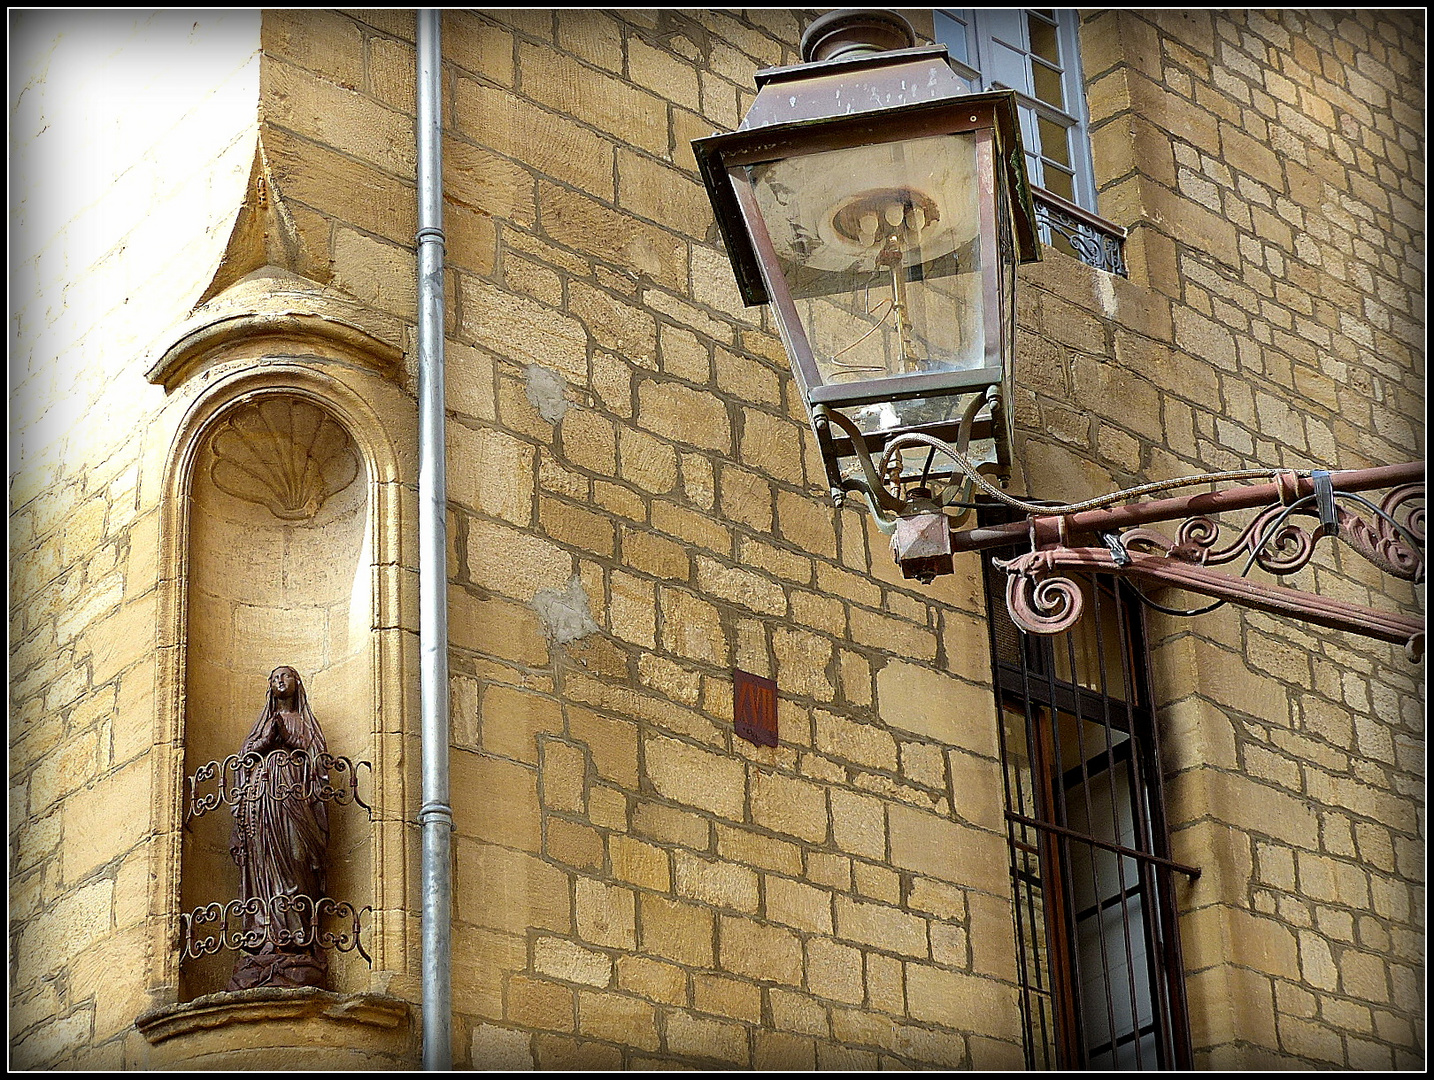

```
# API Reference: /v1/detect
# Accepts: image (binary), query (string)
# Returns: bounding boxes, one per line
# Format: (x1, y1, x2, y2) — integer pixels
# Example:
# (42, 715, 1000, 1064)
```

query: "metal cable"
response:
(878, 431, 1312, 516)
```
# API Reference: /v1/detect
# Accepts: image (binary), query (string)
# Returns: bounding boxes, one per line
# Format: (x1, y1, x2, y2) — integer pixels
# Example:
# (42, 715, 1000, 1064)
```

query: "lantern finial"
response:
(799, 9, 917, 63)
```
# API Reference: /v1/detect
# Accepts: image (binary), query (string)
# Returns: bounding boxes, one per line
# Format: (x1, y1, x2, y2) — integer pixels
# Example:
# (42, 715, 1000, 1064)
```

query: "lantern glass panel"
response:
(742, 132, 989, 430)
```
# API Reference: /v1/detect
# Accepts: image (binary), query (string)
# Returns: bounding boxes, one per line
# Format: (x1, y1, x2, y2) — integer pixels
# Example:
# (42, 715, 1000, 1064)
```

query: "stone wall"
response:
(9, 11, 262, 1068)
(8, 7, 1424, 1071)
(1050, 10, 1425, 1070)
(409, 9, 1026, 1068)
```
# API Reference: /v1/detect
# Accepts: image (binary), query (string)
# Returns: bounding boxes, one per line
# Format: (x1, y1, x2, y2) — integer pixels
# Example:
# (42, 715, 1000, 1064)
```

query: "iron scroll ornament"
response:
(996, 484, 1425, 660)
(1032, 195, 1128, 277)
(998, 540, 1425, 654)
(1170, 484, 1424, 582)
(180, 894, 373, 966)
(187, 750, 372, 821)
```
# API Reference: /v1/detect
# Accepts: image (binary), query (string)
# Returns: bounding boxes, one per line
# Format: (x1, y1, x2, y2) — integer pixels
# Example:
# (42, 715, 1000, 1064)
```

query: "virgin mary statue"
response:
(227, 665, 331, 990)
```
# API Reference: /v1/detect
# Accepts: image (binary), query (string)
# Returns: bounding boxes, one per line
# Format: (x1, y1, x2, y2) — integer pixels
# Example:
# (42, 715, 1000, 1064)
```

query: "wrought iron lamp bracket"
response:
(1164, 482, 1426, 583)
(995, 478, 1424, 659)
(813, 405, 905, 526)
(830, 417, 1424, 657)
(813, 387, 998, 528)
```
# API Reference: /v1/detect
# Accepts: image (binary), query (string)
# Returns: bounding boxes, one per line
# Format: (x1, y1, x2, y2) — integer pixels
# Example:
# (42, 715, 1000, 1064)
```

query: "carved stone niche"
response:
(135, 987, 415, 1069)
(180, 394, 375, 1002)
(146, 135, 421, 1058)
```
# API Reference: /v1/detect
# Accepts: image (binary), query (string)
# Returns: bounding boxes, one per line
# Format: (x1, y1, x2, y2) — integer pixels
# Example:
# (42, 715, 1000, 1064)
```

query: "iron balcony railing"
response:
(1031, 185, 1129, 278)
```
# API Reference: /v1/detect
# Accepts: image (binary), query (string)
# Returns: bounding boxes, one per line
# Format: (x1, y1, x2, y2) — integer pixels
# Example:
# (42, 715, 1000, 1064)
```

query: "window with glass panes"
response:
(935, 10, 1097, 215)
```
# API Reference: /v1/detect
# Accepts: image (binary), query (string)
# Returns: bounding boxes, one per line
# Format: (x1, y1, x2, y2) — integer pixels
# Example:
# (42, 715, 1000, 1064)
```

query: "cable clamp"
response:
(1100, 531, 1131, 567)
(1312, 470, 1338, 538)
(1275, 470, 1301, 506)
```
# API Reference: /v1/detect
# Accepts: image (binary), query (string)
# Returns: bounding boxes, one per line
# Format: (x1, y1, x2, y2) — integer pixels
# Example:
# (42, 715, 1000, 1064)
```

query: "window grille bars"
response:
(986, 558, 1192, 1069)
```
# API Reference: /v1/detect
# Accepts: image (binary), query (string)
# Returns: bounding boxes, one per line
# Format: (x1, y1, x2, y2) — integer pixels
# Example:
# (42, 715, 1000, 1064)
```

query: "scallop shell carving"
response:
(209, 397, 360, 520)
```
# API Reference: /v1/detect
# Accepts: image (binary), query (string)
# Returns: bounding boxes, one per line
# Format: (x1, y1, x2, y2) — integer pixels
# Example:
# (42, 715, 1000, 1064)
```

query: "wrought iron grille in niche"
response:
(180, 894, 372, 965)
(181, 749, 374, 964)
(982, 552, 1193, 1069)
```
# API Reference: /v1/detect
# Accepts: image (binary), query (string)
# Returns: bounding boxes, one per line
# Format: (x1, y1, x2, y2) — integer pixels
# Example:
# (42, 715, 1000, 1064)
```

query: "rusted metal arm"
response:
(999, 545, 1424, 655)
(938, 461, 1425, 656)
(950, 462, 1423, 553)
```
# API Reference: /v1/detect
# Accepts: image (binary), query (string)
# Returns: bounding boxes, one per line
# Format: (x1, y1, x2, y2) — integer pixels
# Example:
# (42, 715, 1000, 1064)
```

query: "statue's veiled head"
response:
(269, 665, 301, 704)
(249, 665, 326, 756)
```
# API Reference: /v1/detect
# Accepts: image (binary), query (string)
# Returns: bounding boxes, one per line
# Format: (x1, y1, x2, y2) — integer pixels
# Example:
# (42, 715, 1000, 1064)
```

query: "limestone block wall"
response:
(417, 9, 1026, 1069)
(1029, 10, 1423, 1070)
(9, 11, 263, 1068)
(9, 5, 1424, 1073)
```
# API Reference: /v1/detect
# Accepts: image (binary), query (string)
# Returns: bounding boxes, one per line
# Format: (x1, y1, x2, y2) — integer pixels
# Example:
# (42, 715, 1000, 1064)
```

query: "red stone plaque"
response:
(733, 669, 777, 747)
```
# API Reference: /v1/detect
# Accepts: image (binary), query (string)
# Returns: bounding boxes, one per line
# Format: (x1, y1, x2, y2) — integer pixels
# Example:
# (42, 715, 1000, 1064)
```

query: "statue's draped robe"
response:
(227, 679, 330, 990)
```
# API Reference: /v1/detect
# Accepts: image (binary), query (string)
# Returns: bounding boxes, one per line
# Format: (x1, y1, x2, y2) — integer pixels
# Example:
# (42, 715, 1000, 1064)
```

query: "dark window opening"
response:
(983, 553, 1193, 1069)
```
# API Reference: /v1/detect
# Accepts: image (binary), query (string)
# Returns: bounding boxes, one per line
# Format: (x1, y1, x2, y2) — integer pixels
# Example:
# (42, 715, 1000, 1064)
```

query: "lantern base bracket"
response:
(813, 402, 1423, 656)
(813, 386, 1006, 536)
(890, 492, 954, 584)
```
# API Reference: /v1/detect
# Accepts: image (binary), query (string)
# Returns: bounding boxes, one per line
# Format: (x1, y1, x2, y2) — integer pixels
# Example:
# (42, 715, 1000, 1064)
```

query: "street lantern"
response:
(694, 11, 1422, 661)
(695, 10, 1423, 641)
(693, 9, 1041, 543)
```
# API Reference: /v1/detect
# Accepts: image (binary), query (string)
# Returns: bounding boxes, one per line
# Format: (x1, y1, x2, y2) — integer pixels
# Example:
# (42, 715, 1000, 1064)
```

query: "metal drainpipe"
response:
(415, 8, 453, 1072)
